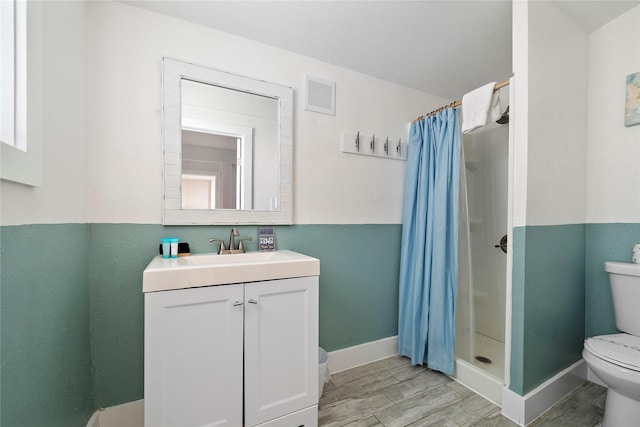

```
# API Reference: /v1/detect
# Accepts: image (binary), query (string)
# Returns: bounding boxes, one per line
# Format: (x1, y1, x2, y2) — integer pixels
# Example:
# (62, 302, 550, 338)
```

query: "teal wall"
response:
(509, 224, 586, 395)
(2, 223, 402, 417)
(90, 223, 402, 408)
(0, 224, 94, 427)
(510, 222, 640, 396)
(5, 221, 635, 416)
(585, 223, 640, 337)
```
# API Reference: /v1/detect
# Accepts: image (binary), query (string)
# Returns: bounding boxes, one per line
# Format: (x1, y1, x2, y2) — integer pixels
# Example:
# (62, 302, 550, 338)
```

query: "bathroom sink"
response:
(143, 250, 320, 292)
(180, 251, 285, 266)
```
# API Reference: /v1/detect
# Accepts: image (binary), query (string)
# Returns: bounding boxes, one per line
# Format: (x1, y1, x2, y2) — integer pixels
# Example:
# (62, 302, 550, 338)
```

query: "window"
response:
(1, 0, 40, 187)
(1, 0, 26, 150)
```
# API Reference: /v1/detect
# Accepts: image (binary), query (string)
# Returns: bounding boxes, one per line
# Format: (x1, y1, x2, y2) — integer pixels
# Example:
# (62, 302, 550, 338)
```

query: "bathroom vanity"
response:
(143, 251, 320, 427)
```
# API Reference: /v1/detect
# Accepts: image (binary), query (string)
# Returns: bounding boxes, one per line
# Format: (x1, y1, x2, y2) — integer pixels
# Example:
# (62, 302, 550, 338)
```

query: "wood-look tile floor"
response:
(319, 356, 606, 427)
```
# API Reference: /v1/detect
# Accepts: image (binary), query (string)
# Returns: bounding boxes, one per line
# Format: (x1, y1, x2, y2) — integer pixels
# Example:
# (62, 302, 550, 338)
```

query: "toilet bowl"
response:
(583, 262, 640, 427)
(583, 334, 640, 426)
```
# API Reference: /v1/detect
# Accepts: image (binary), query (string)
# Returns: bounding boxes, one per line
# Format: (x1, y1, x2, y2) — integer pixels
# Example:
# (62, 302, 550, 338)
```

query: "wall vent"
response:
(305, 75, 335, 116)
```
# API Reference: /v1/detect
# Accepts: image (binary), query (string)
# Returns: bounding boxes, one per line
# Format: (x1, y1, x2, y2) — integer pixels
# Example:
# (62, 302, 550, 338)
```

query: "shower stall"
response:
(455, 122, 509, 403)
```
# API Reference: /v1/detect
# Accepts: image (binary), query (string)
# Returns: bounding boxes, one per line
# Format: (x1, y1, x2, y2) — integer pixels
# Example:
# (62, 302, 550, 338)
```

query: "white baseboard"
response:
(85, 339, 399, 427)
(94, 336, 587, 427)
(501, 359, 587, 426)
(86, 400, 144, 427)
(327, 336, 398, 374)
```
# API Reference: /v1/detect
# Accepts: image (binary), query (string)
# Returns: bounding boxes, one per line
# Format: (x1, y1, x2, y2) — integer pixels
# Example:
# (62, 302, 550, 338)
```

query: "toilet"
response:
(583, 261, 640, 427)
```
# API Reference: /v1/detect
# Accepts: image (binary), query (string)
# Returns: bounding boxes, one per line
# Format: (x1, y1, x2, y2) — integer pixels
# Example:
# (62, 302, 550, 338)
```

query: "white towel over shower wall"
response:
(461, 82, 501, 133)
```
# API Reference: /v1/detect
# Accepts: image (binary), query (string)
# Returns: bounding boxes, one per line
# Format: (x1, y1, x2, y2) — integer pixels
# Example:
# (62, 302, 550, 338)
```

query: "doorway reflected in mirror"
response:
(181, 130, 238, 209)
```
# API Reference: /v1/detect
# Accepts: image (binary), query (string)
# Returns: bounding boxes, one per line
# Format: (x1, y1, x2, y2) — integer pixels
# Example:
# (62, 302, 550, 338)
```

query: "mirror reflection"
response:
(181, 130, 238, 209)
(180, 80, 279, 211)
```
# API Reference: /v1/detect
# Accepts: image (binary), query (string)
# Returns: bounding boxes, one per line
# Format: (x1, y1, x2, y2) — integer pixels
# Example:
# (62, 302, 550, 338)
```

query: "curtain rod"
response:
(412, 79, 510, 123)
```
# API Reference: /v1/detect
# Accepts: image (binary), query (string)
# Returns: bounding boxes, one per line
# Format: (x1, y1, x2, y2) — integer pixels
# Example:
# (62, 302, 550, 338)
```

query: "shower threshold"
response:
(452, 357, 504, 406)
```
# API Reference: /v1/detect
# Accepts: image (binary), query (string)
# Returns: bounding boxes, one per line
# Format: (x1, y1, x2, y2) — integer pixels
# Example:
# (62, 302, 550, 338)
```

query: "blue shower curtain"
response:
(398, 108, 461, 375)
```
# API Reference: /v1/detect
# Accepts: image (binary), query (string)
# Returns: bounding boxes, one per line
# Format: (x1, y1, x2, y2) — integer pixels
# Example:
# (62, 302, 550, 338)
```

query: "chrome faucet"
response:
(228, 228, 239, 252)
(209, 228, 252, 254)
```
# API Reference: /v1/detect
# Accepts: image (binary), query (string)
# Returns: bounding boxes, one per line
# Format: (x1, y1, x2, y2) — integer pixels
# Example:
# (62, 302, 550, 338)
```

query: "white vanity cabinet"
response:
(144, 275, 319, 427)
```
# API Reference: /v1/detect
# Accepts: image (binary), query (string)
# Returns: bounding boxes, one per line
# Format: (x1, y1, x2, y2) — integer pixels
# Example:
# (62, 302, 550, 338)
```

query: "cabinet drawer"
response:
(253, 405, 318, 427)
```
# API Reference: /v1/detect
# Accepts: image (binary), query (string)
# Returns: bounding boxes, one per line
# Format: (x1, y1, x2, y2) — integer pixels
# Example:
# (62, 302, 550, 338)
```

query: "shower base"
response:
(452, 333, 505, 406)
(472, 333, 505, 379)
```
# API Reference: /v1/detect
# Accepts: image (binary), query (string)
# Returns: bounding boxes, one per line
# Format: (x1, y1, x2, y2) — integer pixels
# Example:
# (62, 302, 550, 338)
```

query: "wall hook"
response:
(341, 131, 406, 161)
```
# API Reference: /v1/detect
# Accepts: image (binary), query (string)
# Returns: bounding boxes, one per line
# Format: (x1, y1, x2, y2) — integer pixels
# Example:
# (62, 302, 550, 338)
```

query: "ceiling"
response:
(123, 0, 639, 100)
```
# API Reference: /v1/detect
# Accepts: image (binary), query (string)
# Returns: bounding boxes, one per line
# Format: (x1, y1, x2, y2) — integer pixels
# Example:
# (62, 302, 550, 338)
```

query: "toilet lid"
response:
(585, 334, 640, 371)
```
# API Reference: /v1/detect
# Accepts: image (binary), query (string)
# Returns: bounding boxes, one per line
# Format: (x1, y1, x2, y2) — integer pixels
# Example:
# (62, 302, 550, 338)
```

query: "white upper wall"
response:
(86, 1, 446, 225)
(586, 6, 640, 224)
(523, 0, 589, 227)
(511, 1, 529, 228)
(0, 1, 88, 226)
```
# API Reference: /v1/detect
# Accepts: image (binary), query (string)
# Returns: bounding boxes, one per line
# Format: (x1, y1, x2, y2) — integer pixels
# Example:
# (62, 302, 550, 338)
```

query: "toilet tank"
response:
(605, 261, 640, 336)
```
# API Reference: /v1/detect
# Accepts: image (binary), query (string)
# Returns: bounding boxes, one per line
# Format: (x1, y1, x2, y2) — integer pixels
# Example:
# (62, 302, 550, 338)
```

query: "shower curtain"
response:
(398, 108, 461, 375)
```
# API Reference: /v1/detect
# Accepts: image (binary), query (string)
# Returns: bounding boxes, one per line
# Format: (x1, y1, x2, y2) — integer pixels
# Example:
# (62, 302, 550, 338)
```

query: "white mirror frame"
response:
(162, 58, 293, 225)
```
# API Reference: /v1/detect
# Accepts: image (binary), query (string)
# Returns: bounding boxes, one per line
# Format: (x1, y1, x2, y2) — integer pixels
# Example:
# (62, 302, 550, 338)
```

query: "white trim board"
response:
(86, 400, 143, 427)
(327, 336, 398, 374)
(501, 359, 588, 426)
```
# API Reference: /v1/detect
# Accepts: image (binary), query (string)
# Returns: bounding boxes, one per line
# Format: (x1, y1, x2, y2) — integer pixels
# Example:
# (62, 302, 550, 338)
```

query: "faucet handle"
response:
(238, 237, 253, 252)
(208, 238, 226, 254)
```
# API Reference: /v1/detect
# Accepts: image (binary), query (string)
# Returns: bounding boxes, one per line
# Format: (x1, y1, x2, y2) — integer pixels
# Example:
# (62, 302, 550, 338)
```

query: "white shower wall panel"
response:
(463, 126, 508, 343)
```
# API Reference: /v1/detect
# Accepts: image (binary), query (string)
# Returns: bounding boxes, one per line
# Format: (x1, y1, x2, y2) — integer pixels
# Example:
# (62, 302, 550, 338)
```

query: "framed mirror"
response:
(162, 58, 293, 225)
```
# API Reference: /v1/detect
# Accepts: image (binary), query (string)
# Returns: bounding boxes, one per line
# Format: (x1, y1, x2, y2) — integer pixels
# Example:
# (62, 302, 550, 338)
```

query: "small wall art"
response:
(258, 227, 275, 251)
(624, 71, 640, 127)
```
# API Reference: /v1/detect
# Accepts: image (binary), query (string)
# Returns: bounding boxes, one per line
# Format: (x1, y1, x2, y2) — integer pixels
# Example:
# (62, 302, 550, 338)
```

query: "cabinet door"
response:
(145, 284, 244, 427)
(244, 276, 319, 426)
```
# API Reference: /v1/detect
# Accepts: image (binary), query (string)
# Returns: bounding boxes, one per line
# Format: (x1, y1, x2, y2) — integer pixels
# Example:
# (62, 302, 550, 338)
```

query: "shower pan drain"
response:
(475, 356, 493, 364)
